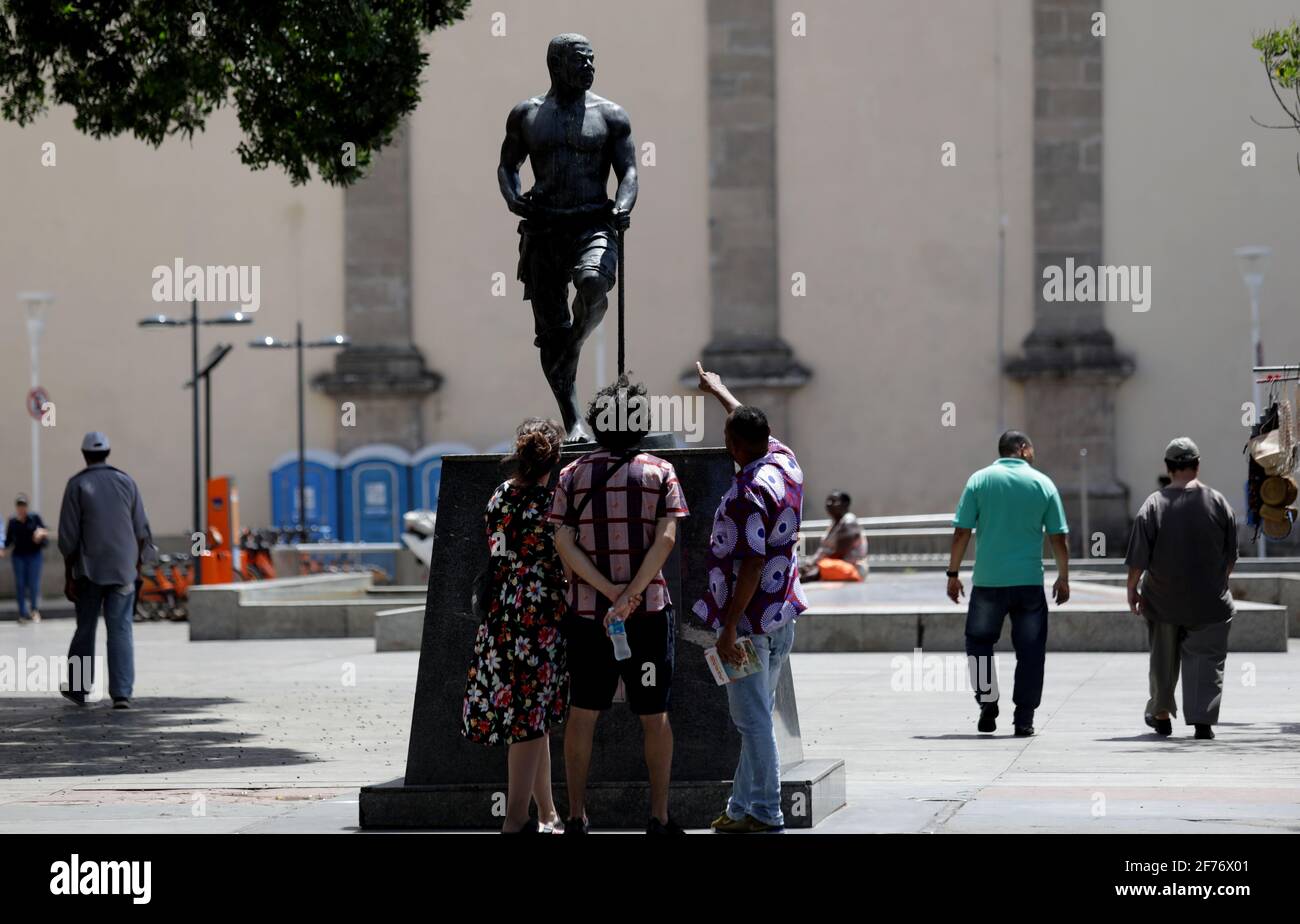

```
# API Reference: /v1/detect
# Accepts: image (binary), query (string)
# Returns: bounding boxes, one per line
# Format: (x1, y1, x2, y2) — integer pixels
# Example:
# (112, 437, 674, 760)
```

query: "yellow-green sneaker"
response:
(712, 813, 781, 834)
(710, 812, 747, 833)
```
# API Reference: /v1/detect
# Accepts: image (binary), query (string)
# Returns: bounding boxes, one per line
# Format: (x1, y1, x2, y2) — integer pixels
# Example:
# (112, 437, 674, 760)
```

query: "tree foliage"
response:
(0, 1, 470, 185)
(1252, 23, 1300, 173)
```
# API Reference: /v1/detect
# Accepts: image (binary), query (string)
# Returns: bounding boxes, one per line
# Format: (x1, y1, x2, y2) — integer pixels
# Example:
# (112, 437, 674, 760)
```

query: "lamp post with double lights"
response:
(249, 322, 349, 534)
(184, 343, 235, 486)
(138, 300, 252, 545)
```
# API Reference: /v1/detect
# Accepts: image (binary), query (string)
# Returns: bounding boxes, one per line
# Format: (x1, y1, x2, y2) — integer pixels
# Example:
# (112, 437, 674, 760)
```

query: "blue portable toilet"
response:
(340, 444, 412, 542)
(411, 442, 477, 511)
(270, 449, 341, 537)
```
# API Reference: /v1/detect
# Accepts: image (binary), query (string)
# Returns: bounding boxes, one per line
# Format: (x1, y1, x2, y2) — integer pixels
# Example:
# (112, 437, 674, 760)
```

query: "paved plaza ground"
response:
(1, 613, 1297, 834)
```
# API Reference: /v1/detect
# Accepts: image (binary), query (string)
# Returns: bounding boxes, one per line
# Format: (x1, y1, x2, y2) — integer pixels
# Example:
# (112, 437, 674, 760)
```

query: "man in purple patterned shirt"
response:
(692, 363, 807, 834)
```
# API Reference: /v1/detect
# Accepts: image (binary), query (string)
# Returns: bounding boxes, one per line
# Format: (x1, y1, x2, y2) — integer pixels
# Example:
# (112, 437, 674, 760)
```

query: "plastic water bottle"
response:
(608, 617, 632, 661)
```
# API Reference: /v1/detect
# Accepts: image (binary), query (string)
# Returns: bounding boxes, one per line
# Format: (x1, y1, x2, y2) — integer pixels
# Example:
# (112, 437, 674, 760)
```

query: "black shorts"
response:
(516, 218, 618, 347)
(564, 607, 675, 715)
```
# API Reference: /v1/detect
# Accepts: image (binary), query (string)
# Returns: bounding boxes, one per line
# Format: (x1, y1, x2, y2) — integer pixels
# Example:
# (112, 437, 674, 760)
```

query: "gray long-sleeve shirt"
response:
(57, 464, 154, 587)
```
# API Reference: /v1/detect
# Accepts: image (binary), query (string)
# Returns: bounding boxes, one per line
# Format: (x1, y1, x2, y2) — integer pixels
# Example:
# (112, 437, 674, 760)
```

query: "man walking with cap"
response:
(57, 432, 154, 708)
(1124, 438, 1237, 740)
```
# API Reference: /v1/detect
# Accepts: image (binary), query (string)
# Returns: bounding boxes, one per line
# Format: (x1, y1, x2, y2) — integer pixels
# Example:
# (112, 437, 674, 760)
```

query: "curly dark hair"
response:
(506, 417, 563, 482)
(585, 374, 650, 452)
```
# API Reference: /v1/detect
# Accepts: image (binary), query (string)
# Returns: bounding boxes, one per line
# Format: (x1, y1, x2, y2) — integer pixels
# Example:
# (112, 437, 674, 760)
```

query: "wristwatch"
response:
(945, 570, 959, 578)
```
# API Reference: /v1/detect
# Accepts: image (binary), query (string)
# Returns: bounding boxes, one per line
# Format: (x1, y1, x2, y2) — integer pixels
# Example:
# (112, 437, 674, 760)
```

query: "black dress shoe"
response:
(563, 817, 588, 834)
(977, 702, 999, 733)
(1194, 724, 1215, 740)
(1144, 714, 1172, 736)
(1013, 725, 1035, 737)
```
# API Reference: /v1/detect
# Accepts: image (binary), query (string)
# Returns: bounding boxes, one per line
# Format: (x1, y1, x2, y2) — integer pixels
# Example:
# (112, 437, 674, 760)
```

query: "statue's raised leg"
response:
(546, 270, 611, 442)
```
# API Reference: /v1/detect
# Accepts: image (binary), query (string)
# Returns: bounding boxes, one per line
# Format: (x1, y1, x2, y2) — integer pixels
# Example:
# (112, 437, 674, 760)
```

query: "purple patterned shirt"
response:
(692, 437, 808, 634)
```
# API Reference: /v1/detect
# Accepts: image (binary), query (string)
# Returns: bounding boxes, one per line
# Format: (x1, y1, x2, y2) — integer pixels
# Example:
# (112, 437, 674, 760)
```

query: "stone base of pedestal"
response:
(359, 758, 845, 830)
(358, 447, 847, 832)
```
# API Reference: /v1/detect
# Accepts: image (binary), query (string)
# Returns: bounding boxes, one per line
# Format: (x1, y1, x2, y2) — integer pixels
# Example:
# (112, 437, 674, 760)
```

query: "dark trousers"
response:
(1146, 618, 1230, 725)
(67, 579, 136, 700)
(11, 553, 42, 616)
(964, 585, 1049, 726)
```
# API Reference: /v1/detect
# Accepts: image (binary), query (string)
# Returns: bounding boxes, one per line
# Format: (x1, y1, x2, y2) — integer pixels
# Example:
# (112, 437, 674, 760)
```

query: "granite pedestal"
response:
(359, 447, 845, 829)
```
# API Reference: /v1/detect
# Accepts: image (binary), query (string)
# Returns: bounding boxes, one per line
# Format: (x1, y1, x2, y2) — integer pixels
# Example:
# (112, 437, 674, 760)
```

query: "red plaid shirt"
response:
(548, 449, 689, 618)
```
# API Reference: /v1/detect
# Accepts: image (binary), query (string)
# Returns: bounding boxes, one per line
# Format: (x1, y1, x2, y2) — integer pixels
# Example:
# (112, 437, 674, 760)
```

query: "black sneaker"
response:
(647, 816, 686, 835)
(60, 688, 86, 707)
(1194, 724, 1215, 740)
(1144, 714, 1172, 736)
(112, 698, 132, 710)
(1014, 725, 1035, 737)
(977, 702, 998, 733)
(563, 817, 588, 834)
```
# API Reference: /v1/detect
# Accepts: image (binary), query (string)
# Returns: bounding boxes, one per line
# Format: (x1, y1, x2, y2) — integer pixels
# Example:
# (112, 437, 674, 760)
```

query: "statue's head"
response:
(547, 33, 594, 92)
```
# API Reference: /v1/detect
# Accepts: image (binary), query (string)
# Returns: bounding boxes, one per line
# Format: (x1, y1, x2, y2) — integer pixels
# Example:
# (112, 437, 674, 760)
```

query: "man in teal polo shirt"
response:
(945, 430, 1070, 737)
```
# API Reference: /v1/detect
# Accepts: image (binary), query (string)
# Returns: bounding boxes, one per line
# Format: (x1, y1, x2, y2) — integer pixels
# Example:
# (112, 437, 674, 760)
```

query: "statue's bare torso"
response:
(512, 92, 624, 213)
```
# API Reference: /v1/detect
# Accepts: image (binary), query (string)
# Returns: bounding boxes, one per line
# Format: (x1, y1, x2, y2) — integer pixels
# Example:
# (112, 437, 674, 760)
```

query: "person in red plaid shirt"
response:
(549, 376, 689, 835)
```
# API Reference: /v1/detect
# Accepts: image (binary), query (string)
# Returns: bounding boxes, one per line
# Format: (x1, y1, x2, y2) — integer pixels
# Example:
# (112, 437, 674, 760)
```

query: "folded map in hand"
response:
(704, 637, 763, 685)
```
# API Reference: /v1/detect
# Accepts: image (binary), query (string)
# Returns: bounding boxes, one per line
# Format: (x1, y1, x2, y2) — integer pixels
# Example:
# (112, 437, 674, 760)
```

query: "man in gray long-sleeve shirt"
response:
(58, 431, 154, 708)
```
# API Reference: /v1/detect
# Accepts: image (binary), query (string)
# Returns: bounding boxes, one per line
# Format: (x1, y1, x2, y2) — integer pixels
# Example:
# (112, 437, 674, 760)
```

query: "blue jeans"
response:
(67, 579, 136, 700)
(724, 620, 796, 827)
(11, 553, 42, 617)
(964, 585, 1048, 726)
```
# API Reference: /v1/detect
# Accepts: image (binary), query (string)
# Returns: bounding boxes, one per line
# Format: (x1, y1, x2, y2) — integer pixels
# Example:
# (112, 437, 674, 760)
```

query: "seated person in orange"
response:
(799, 491, 867, 582)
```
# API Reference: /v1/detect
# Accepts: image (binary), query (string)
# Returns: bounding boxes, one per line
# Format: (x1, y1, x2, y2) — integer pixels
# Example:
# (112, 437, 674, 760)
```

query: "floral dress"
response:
(461, 480, 569, 745)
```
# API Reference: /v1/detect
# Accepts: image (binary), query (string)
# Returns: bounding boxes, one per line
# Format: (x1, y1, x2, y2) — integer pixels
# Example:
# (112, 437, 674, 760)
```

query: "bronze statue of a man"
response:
(497, 33, 638, 442)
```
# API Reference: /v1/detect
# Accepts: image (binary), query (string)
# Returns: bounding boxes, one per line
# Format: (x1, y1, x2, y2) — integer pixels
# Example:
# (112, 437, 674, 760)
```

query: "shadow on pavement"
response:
(910, 734, 1016, 741)
(0, 696, 316, 779)
(1094, 721, 1300, 750)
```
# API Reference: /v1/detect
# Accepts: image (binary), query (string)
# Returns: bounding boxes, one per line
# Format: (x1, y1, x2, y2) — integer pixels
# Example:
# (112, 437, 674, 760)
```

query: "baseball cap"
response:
(81, 431, 111, 452)
(14, 493, 28, 505)
(1164, 437, 1200, 464)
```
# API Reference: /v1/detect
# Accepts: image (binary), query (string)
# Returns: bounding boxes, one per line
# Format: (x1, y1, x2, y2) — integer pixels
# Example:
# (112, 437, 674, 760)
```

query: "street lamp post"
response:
(1079, 447, 1089, 559)
(250, 322, 349, 534)
(139, 300, 251, 544)
(1236, 246, 1272, 559)
(184, 344, 235, 485)
(18, 292, 53, 516)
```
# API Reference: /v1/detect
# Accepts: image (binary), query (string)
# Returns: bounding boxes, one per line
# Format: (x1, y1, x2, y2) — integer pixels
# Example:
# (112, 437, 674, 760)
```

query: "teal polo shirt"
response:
(953, 457, 1068, 587)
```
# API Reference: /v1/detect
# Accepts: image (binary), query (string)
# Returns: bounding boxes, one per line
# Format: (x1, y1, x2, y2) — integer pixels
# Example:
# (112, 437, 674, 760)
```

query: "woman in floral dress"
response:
(462, 417, 569, 833)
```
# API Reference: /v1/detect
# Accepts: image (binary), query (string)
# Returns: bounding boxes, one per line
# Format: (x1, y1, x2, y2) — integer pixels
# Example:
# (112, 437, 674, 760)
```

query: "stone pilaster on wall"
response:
(690, 0, 809, 437)
(1008, 0, 1132, 556)
(317, 121, 441, 453)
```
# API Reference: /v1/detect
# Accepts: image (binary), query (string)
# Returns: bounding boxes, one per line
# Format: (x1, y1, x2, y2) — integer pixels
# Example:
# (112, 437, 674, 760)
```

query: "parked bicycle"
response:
(134, 553, 194, 622)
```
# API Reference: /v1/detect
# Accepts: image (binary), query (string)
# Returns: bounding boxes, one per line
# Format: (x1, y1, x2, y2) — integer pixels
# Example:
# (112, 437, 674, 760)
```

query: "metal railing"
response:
(797, 513, 953, 558)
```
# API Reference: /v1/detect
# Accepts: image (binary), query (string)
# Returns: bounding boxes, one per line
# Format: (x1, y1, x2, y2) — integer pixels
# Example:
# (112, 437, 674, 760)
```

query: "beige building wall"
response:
(7, 0, 1292, 539)
(777, 0, 1036, 515)
(409, 0, 711, 452)
(0, 108, 344, 536)
(1106, 0, 1300, 523)
(0, 0, 1037, 533)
